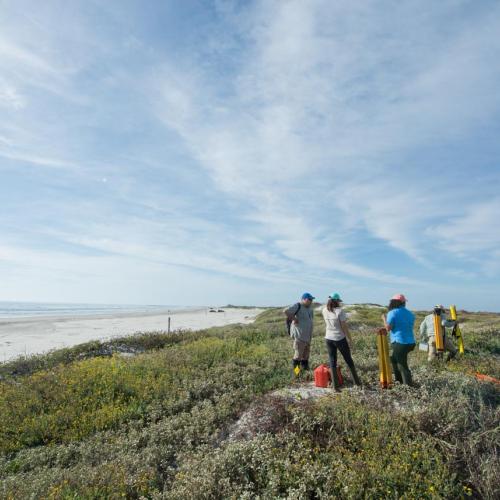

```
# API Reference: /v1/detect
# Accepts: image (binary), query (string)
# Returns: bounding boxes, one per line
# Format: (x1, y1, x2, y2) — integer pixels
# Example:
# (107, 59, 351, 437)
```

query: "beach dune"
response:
(0, 307, 262, 362)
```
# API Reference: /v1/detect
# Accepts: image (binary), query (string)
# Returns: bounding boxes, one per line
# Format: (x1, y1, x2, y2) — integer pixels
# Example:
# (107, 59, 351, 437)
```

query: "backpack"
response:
(286, 303, 301, 336)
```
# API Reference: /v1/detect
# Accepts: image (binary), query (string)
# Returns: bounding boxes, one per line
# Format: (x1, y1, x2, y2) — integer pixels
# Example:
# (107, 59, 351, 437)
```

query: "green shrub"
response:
(167, 396, 461, 499)
(1, 306, 499, 498)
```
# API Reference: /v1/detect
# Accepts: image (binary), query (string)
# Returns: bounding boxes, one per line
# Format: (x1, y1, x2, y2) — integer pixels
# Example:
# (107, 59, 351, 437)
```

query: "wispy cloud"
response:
(429, 198, 500, 274)
(0, 0, 499, 309)
(0, 150, 79, 169)
(0, 81, 26, 109)
(149, 1, 500, 284)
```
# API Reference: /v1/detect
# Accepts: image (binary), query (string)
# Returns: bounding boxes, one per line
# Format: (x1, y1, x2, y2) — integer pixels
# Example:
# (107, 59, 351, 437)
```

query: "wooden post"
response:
(168, 317, 171, 334)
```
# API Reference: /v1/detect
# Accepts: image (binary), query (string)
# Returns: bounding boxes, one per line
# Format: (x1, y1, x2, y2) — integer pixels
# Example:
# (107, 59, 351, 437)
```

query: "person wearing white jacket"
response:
(420, 305, 457, 361)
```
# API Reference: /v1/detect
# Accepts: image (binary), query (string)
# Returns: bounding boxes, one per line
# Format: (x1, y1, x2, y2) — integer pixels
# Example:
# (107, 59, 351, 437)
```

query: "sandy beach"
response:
(0, 307, 263, 362)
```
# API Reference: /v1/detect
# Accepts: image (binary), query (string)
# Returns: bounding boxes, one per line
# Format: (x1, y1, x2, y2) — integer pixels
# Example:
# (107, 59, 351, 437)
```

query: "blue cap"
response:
(301, 292, 315, 301)
(329, 292, 342, 301)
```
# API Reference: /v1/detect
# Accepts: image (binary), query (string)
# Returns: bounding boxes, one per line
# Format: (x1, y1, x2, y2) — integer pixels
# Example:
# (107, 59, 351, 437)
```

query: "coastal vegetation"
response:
(0, 306, 498, 498)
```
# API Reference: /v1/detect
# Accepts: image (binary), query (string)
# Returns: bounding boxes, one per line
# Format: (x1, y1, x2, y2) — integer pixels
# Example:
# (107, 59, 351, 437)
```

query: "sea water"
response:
(0, 301, 184, 319)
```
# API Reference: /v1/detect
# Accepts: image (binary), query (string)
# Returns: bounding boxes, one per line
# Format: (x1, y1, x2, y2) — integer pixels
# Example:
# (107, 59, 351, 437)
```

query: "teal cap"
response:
(329, 292, 342, 301)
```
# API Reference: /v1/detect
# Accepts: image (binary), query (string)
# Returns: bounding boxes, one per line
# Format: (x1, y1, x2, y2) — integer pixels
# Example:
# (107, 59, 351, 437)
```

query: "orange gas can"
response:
(314, 364, 331, 388)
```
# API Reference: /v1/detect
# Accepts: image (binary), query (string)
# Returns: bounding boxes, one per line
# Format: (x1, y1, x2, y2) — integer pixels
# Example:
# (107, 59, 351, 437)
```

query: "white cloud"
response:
(1, 0, 499, 308)
(0, 82, 26, 109)
(148, 0, 500, 285)
(0, 35, 57, 74)
(0, 150, 79, 169)
(0, 134, 13, 146)
(429, 199, 500, 274)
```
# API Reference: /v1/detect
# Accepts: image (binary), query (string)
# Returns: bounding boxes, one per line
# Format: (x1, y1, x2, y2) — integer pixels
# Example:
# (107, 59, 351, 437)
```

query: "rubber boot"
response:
(349, 365, 362, 386)
(446, 350, 457, 362)
(301, 360, 311, 380)
(401, 369, 413, 387)
(390, 356, 403, 383)
(332, 368, 341, 392)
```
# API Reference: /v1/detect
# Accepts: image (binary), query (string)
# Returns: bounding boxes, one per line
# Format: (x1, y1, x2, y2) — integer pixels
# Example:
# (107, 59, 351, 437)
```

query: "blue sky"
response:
(1, 0, 499, 310)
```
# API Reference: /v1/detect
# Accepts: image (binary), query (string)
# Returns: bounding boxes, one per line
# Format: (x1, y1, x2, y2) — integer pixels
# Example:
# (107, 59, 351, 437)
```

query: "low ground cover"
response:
(1, 306, 498, 498)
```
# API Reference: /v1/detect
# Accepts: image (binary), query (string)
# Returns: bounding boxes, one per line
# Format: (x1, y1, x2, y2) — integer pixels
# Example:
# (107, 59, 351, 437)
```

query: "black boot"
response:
(446, 350, 457, 362)
(349, 365, 362, 386)
(332, 368, 341, 392)
(301, 360, 311, 380)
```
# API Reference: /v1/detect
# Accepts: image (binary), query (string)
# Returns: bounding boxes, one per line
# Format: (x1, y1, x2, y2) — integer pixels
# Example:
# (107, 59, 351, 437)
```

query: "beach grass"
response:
(0, 306, 499, 498)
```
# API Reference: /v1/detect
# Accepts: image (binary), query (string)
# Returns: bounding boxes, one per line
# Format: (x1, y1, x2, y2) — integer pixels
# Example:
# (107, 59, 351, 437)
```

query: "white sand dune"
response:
(0, 307, 262, 362)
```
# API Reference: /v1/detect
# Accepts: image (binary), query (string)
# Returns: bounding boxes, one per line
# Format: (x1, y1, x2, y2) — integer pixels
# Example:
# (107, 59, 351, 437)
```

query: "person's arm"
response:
(442, 316, 455, 328)
(340, 320, 353, 346)
(419, 318, 427, 341)
(338, 310, 352, 346)
(381, 312, 392, 331)
(284, 304, 300, 324)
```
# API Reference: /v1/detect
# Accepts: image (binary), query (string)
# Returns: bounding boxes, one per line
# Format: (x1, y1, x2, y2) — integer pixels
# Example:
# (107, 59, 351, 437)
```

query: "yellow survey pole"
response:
(433, 312, 444, 352)
(450, 305, 465, 354)
(377, 328, 392, 388)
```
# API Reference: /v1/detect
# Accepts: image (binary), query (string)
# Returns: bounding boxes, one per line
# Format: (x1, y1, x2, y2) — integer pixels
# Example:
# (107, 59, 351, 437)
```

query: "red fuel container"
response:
(314, 364, 331, 388)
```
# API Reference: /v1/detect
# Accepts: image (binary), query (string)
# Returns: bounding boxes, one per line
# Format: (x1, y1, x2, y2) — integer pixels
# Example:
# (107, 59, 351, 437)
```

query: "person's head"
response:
(327, 292, 343, 312)
(301, 292, 315, 307)
(388, 293, 407, 311)
(434, 304, 445, 315)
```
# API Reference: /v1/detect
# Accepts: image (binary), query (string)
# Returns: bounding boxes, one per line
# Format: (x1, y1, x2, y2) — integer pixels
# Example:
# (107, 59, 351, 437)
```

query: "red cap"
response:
(392, 294, 407, 302)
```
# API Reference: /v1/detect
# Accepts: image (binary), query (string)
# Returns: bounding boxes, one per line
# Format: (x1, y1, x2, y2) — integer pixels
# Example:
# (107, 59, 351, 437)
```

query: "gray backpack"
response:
(285, 303, 301, 336)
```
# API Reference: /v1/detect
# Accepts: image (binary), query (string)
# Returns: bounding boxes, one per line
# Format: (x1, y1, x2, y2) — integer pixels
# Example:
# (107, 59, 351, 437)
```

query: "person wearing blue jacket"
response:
(381, 293, 416, 386)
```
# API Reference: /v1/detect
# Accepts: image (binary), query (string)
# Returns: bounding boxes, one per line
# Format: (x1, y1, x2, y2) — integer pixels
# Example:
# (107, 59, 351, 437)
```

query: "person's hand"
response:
(293, 317, 299, 325)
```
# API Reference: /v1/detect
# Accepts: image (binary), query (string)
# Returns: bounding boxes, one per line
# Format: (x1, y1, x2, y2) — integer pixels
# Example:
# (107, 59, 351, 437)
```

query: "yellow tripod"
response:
(377, 328, 392, 388)
(449, 305, 465, 354)
(433, 311, 445, 354)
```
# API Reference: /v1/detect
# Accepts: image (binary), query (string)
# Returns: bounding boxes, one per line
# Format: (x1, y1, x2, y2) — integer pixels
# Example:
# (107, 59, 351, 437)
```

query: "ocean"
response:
(0, 301, 185, 319)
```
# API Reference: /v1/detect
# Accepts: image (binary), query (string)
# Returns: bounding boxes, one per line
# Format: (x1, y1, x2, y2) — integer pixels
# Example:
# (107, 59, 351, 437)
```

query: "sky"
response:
(0, 0, 499, 311)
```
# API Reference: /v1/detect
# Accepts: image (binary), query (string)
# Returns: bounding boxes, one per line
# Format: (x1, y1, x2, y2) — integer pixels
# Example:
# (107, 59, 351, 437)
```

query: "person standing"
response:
(322, 292, 361, 391)
(381, 294, 416, 386)
(284, 292, 315, 375)
(420, 305, 458, 362)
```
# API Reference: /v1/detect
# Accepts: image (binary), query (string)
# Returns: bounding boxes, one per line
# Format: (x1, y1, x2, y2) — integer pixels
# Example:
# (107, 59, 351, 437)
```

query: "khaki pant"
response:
(428, 335, 457, 361)
(293, 339, 311, 361)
